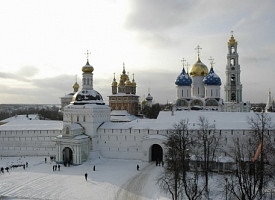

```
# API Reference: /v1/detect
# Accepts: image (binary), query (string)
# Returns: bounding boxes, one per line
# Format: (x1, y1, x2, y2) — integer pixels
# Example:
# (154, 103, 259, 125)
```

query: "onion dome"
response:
(203, 67, 221, 86)
(82, 60, 94, 73)
(146, 93, 153, 101)
(120, 63, 128, 82)
(112, 74, 117, 86)
(189, 57, 208, 77)
(73, 81, 79, 91)
(228, 35, 237, 45)
(175, 68, 192, 86)
(125, 77, 132, 86)
(72, 89, 105, 105)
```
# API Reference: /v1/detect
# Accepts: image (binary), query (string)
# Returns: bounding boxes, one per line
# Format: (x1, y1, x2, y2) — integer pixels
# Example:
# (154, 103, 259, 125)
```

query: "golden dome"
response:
(73, 82, 79, 90)
(189, 57, 208, 77)
(228, 35, 237, 45)
(125, 78, 132, 86)
(82, 60, 94, 73)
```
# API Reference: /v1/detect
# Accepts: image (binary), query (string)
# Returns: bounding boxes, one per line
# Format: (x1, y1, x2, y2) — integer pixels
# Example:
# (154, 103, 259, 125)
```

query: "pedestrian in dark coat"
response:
(58, 165, 60, 171)
(137, 164, 139, 171)
(85, 173, 88, 181)
(93, 165, 95, 171)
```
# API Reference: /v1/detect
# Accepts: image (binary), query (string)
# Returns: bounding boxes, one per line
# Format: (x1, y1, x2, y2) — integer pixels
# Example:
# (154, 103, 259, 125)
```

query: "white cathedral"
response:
(0, 34, 274, 170)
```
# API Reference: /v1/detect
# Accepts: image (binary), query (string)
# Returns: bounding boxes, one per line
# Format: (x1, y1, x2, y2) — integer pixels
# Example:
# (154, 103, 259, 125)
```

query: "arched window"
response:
(231, 93, 236, 101)
(66, 127, 70, 135)
(230, 58, 235, 66)
(231, 46, 235, 54)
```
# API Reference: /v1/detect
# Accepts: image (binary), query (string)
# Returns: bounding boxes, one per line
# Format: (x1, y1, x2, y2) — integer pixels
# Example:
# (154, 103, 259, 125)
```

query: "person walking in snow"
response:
(58, 164, 60, 171)
(137, 164, 139, 171)
(93, 165, 95, 171)
(85, 173, 88, 181)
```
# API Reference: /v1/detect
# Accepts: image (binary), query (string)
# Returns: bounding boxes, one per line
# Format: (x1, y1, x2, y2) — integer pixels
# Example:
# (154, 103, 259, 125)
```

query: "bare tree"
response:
(226, 112, 275, 200)
(158, 119, 204, 200)
(196, 116, 221, 198)
(247, 112, 274, 196)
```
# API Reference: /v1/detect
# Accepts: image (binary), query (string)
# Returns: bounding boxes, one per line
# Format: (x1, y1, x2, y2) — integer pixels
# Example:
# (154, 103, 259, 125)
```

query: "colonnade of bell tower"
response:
(224, 33, 243, 103)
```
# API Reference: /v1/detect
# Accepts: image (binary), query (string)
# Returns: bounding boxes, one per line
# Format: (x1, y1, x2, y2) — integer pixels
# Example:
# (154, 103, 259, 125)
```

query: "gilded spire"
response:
(228, 31, 237, 45)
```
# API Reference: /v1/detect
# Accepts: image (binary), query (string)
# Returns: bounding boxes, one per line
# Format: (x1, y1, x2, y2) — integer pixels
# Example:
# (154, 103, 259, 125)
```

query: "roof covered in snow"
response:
(100, 111, 275, 130)
(1, 114, 40, 123)
(0, 119, 63, 131)
(110, 110, 138, 122)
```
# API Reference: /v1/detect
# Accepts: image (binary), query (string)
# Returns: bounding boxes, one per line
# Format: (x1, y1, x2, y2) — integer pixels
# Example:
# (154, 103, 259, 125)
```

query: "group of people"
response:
(156, 161, 164, 167)
(52, 164, 61, 171)
(1, 162, 28, 174)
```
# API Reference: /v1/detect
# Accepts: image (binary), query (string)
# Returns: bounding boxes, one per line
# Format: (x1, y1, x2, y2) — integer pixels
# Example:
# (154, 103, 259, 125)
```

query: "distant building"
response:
(108, 63, 139, 115)
(60, 79, 79, 111)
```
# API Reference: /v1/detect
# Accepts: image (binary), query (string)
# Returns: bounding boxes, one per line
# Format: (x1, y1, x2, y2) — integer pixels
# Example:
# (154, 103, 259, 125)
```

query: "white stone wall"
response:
(0, 129, 62, 156)
(97, 127, 275, 162)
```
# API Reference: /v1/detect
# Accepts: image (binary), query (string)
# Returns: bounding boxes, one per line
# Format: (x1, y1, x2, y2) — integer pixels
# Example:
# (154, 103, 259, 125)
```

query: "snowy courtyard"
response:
(0, 156, 169, 200)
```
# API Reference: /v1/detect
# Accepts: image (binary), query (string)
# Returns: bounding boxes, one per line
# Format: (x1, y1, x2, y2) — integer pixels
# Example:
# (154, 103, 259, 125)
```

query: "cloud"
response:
(0, 72, 30, 82)
(18, 65, 39, 78)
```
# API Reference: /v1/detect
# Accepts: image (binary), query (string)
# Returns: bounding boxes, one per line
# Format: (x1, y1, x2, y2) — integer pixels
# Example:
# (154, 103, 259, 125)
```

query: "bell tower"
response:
(224, 32, 242, 103)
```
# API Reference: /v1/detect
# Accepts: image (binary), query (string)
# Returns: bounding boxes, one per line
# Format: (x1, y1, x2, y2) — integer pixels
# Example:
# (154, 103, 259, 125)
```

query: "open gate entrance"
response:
(151, 144, 163, 162)
(63, 147, 73, 166)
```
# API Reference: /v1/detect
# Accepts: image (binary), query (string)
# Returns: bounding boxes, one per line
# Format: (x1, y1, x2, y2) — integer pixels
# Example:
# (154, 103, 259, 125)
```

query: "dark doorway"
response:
(63, 147, 73, 165)
(151, 144, 163, 161)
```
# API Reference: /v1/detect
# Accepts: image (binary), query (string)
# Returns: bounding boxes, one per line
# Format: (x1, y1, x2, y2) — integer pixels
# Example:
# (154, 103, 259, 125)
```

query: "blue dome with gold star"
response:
(203, 67, 221, 86)
(175, 68, 192, 86)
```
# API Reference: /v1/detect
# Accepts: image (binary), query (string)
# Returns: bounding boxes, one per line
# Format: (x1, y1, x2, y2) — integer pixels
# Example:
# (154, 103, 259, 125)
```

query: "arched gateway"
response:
(63, 147, 73, 165)
(151, 144, 163, 161)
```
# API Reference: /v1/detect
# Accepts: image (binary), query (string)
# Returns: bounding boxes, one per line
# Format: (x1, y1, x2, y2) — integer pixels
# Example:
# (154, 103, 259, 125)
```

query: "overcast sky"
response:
(0, 0, 274, 105)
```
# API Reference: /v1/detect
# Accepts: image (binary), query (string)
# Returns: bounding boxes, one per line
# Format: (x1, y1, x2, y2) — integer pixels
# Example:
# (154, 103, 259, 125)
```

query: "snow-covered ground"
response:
(0, 156, 169, 200)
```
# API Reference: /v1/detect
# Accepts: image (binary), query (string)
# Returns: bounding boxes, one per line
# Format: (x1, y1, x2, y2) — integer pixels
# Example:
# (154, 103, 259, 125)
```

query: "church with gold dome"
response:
(108, 63, 139, 115)
(175, 47, 223, 111)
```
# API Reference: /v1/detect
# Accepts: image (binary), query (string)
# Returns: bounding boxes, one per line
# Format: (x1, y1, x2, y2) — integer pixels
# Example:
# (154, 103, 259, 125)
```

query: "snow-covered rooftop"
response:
(101, 111, 275, 130)
(0, 119, 63, 131)
(1, 114, 39, 123)
(110, 110, 138, 122)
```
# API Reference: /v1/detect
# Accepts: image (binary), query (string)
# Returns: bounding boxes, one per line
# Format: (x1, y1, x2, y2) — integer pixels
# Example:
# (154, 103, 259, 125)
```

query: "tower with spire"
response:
(109, 63, 139, 115)
(224, 32, 242, 103)
(265, 90, 273, 112)
(223, 32, 250, 112)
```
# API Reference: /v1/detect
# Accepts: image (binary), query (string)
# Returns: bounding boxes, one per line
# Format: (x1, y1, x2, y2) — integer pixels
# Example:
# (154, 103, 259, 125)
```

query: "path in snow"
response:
(115, 163, 164, 200)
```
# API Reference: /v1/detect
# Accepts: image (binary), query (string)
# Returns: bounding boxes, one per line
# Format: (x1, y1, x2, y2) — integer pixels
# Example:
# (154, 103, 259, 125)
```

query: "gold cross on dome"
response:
(231, 30, 234, 36)
(85, 50, 91, 60)
(195, 45, 202, 57)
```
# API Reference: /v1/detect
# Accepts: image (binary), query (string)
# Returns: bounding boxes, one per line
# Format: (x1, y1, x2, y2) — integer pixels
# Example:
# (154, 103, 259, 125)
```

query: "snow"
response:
(0, 119, 63, 131)
(101, 110, 275, 131)
(1, 114, 39, 123)
(0, 156, 169, 200)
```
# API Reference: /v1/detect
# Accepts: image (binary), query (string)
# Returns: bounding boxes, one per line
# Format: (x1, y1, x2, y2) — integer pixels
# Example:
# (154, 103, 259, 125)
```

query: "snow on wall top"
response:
(1, 114, 39, 123)
(100, 111, 275, 131)
(0, 119, 63, 131)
